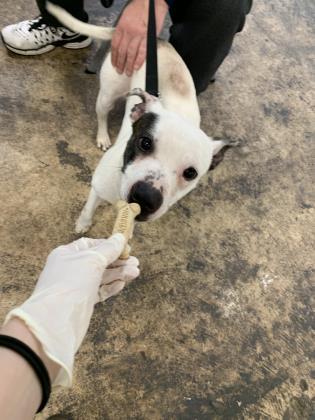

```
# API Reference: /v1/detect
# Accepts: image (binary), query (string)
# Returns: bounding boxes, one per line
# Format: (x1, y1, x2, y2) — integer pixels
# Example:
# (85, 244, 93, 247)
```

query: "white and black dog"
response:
(47, 2, 237, 231)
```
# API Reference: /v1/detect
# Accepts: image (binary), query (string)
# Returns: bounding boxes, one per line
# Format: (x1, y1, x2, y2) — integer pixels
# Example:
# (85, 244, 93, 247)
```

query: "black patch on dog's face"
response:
(122, 113, 158, 172)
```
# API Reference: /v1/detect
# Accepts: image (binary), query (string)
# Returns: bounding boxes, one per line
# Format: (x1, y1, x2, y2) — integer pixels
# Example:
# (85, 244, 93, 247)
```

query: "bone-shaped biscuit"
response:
(112, 200, 141, 259)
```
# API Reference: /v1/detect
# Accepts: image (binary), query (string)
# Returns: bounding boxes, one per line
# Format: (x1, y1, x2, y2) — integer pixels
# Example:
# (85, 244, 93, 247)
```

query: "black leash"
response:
(146, 0, 159, 97)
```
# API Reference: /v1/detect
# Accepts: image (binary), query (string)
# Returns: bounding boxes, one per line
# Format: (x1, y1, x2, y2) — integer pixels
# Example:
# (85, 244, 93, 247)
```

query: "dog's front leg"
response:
(96, 89, 112, 152)
(76, 188, 103, 233)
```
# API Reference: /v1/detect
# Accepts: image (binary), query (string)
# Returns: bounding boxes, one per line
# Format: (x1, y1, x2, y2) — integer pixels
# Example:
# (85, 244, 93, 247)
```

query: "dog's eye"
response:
(138, 137, 153, 153)
(183, 167, 198, 181)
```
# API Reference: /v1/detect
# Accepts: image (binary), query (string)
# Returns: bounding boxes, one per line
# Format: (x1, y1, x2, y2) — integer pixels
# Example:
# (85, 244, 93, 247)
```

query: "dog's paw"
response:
(75, 216, 92, 234)
(97, 135, 111, 152)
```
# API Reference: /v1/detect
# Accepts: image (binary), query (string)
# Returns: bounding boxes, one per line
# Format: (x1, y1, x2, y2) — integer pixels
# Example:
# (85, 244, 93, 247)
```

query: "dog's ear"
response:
(127, 88, 161, 122)
(209, 138, 240, 171)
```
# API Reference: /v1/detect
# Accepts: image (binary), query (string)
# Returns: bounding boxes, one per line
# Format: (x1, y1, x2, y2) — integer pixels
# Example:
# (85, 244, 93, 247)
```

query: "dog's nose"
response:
(128, 181, 163, 220)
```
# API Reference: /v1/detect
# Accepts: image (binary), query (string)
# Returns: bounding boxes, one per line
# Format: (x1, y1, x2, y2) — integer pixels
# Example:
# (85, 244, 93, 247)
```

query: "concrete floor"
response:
(0, 0, 314, 419)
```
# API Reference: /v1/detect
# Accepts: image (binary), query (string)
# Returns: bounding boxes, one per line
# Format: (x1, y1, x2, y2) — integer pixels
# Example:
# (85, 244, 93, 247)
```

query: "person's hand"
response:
(111, 0, 168, 77)
(3, 234, 140, 387)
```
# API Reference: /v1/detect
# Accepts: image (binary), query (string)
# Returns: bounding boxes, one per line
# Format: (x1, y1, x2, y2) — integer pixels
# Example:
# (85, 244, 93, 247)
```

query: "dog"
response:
(47, 2, 237, 232)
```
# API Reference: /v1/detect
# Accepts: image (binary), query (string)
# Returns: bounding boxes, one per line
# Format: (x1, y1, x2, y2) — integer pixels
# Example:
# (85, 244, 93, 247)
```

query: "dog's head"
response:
(120, 89, 232, 221)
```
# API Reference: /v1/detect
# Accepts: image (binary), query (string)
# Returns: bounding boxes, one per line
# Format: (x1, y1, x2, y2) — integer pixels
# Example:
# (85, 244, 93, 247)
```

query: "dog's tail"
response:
(46, 1, 114, 40)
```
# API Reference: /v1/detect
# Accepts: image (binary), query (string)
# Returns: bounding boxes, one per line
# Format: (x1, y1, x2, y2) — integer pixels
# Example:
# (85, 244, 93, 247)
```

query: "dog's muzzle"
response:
(128, 181, 163, 221)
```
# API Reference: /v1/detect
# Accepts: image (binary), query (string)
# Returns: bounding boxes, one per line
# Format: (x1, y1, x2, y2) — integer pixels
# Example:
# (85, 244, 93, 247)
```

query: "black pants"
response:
(37, 0, 252, 94)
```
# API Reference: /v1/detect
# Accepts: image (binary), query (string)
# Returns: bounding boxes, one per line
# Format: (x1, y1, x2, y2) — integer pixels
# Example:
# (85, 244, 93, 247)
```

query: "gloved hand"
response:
(4, 234, 139, 387)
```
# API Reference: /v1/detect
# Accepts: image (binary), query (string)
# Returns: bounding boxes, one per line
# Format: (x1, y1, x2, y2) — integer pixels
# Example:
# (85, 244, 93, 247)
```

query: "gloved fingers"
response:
(87, 233, 126, 266)
(52, 235, 127, 255)
(101, 263, 140, 285)
(52, 237, 105, 254)
(75, 237, 105, 250)
(108, 256, 139, 269)
(98, 280, 125, 302)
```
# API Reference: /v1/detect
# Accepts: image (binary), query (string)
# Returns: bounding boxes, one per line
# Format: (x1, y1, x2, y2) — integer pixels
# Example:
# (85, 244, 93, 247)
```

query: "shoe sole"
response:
(1, 35, 92, 56)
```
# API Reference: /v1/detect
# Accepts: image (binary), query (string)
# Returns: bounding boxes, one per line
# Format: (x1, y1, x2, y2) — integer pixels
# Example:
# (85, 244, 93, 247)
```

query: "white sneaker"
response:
(1, 16, 92, 55)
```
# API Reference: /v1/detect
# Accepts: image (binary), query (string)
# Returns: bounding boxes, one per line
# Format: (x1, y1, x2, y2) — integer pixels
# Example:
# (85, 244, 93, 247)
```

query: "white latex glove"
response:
(4, 234, 139, 387)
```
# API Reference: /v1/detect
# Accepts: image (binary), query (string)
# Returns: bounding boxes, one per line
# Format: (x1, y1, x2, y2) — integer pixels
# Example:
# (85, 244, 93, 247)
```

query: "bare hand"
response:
(111, 0, 168, 77)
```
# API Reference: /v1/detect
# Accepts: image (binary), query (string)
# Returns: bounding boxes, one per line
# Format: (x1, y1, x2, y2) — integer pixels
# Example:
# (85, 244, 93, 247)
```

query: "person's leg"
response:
(169, 0, 253, 94)
(36, 0, 88, 26)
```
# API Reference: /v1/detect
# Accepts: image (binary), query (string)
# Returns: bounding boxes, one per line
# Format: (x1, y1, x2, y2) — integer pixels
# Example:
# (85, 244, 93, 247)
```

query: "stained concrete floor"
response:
(1, 1, 315, 419)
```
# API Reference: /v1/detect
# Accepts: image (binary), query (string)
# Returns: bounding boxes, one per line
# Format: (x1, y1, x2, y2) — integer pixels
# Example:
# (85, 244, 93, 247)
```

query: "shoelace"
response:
(29, 16, 50, 31)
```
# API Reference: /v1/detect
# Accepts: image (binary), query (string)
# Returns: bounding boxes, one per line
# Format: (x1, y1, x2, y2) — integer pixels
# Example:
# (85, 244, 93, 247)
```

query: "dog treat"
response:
(112, 200, 141, 259)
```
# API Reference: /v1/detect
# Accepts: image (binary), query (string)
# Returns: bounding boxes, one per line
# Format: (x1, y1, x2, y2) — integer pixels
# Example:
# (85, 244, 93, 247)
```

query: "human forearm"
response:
(0, 318, 59, 420)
